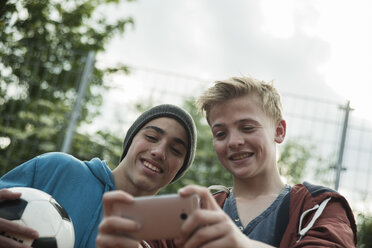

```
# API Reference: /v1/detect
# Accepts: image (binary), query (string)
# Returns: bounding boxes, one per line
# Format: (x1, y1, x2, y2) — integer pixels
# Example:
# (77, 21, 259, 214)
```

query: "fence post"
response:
(334, 100, 353, 191)
(61, 51, 95, 153)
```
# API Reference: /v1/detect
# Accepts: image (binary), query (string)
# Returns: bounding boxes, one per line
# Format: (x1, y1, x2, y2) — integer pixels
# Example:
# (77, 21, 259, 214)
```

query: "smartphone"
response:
(114, 194, 200, 240)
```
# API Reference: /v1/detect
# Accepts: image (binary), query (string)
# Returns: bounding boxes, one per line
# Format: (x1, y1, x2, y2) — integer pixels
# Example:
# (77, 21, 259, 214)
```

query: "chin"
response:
(140, 180, 164, 191)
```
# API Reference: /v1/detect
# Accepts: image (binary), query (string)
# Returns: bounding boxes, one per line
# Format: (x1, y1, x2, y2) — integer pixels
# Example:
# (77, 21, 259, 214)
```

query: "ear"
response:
(274, 119, 286, 144)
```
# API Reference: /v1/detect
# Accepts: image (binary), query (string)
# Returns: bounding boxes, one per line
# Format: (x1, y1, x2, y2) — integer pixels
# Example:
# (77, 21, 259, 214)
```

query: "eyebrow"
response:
(211, 118, 260, 129)
(144, 125, 187, 149)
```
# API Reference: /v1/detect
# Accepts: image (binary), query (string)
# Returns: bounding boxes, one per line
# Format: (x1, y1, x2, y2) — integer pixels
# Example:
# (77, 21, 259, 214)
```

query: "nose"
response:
(151, 142, 166, 161)
(228, 130, 244, 149)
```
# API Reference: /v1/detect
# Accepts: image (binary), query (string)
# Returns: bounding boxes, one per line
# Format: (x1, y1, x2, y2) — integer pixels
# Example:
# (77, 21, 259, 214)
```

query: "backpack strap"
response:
(272, 190, 290, 246)
(272, 182, 333, 245)
(303, 181, 336, 196)
(212, 190, 229, 208)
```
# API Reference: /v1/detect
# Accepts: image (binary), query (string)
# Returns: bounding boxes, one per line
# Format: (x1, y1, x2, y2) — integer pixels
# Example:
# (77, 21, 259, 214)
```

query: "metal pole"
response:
(61, 51, 95, 153)
(334, 100, 353, 191)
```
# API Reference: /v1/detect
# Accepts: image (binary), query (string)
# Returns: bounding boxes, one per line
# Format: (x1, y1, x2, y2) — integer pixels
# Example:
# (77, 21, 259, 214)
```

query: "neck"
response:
(232, 170, 285, 199)
(112, 163, 158, 197)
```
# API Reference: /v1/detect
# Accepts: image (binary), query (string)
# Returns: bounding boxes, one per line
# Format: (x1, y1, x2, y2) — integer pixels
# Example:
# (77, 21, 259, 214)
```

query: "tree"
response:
(357, 213, 372, 248)
(0, 0, 133, 173)
(277, 139, 313, 185)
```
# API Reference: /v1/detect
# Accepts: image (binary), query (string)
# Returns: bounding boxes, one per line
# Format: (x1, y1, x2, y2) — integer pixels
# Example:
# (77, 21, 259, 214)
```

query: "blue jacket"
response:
(0, 152, 116, 248)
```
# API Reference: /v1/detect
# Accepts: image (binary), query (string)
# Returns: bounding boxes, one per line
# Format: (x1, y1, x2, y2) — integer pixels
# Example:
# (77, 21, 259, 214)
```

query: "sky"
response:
(94, 0, 372, 212)
(98, 0, 372, 123)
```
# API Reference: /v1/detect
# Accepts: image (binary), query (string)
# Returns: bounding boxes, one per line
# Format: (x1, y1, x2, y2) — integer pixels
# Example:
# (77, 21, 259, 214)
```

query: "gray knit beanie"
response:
(120, 104, 197, 182)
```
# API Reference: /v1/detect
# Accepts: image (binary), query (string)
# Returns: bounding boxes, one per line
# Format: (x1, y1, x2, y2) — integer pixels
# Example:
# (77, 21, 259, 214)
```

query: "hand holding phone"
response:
(113, 194, 200, 240)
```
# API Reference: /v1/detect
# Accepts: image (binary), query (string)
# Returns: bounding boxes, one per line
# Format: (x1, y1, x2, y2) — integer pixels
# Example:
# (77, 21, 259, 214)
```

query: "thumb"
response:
(102, 190, 134, 217)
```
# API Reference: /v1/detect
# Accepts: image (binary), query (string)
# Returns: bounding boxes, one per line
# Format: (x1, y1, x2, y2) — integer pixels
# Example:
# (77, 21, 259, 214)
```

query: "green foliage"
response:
(73, 130, 123, 169)
(0, 0, 133, 174)
(277, 139, 313, 185)
(357, 213, 372, 248)
(0, 0, 318, 195)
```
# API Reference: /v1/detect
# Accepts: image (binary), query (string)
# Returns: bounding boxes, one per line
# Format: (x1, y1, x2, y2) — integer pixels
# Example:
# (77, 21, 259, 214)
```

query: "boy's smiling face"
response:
(208, 94, 286, 181)
(120, 117, 188, 195)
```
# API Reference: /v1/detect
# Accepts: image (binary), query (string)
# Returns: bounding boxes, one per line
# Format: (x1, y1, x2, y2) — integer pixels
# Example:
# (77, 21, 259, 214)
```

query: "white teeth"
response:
(232, 153, 251, 160)
(143, 161, 161, 172)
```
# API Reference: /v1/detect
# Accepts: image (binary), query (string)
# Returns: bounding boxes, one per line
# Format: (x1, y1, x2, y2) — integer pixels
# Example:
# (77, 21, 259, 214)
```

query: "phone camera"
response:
(180, 213, 188, 220)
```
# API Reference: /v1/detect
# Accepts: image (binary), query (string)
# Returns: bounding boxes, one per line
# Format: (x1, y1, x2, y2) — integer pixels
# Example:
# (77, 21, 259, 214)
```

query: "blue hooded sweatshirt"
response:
(0, 152, 116, 248)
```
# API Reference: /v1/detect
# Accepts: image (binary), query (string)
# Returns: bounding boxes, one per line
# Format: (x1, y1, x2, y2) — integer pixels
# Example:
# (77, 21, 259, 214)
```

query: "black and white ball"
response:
(0, 187, 74, 248)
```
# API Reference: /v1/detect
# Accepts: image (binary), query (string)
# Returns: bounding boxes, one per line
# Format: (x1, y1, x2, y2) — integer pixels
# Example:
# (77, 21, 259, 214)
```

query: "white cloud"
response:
(95, 1, 372, 210)
(99, 0, 372, 121)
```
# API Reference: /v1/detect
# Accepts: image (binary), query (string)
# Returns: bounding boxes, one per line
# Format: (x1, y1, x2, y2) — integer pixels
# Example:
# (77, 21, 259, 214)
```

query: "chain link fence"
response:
(100, 65, 372, 215)
(1, 51, 371, 216)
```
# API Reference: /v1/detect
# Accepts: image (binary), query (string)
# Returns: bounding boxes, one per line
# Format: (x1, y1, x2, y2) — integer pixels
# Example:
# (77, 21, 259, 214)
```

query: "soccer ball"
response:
(0, 187, 75, 248)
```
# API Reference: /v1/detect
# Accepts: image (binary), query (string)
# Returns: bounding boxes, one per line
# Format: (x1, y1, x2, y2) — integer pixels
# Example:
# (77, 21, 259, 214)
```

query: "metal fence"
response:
(100, 65, 372, 215)
(1, 51, 371, 216)
(281, 92, 372, 214)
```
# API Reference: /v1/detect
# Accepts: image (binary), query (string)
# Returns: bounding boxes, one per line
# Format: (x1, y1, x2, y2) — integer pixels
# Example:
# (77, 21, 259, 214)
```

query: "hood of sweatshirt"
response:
(84, 157, 116, 191)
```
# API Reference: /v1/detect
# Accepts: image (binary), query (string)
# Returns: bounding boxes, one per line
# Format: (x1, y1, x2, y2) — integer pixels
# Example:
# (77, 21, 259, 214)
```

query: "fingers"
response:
(179, 208, 227, 243)
(98, 216, 139, 235)
(173, 237, 183, 247)
(96, 216, 140, 248)
(0, 189, 39, 247)
(0, 235, 33, 248)
(177, 186, 251, 248)
(178, 185, 226, 245)
(0, 219, 39, 238)
(181, 213, 249, 248)
(96, 232, 139, 248)
(97, 191, 140, 248)
(0, 188, 22, 200)
(178, 185, 220, 210)
(102, 191, 134, 217)
(182, 219, 236, 248)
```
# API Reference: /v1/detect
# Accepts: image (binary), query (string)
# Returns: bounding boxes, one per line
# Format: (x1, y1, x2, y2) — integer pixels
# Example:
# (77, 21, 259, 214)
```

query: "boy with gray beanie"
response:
(0, 104, 197, 248)
(119, 104, 196, 183)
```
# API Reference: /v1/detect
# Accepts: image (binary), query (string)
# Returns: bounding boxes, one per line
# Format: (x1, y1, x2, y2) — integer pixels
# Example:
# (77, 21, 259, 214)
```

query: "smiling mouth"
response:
(143, 160, 162, 173)
(231, 152, 253, 161)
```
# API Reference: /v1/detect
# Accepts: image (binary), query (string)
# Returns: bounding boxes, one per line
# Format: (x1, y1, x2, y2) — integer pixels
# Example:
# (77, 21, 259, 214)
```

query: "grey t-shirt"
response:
(222, 185, 291, 246)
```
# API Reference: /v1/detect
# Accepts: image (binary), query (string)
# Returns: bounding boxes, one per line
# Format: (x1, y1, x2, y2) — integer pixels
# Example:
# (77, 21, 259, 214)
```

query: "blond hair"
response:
(196, 76, 283, 123)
